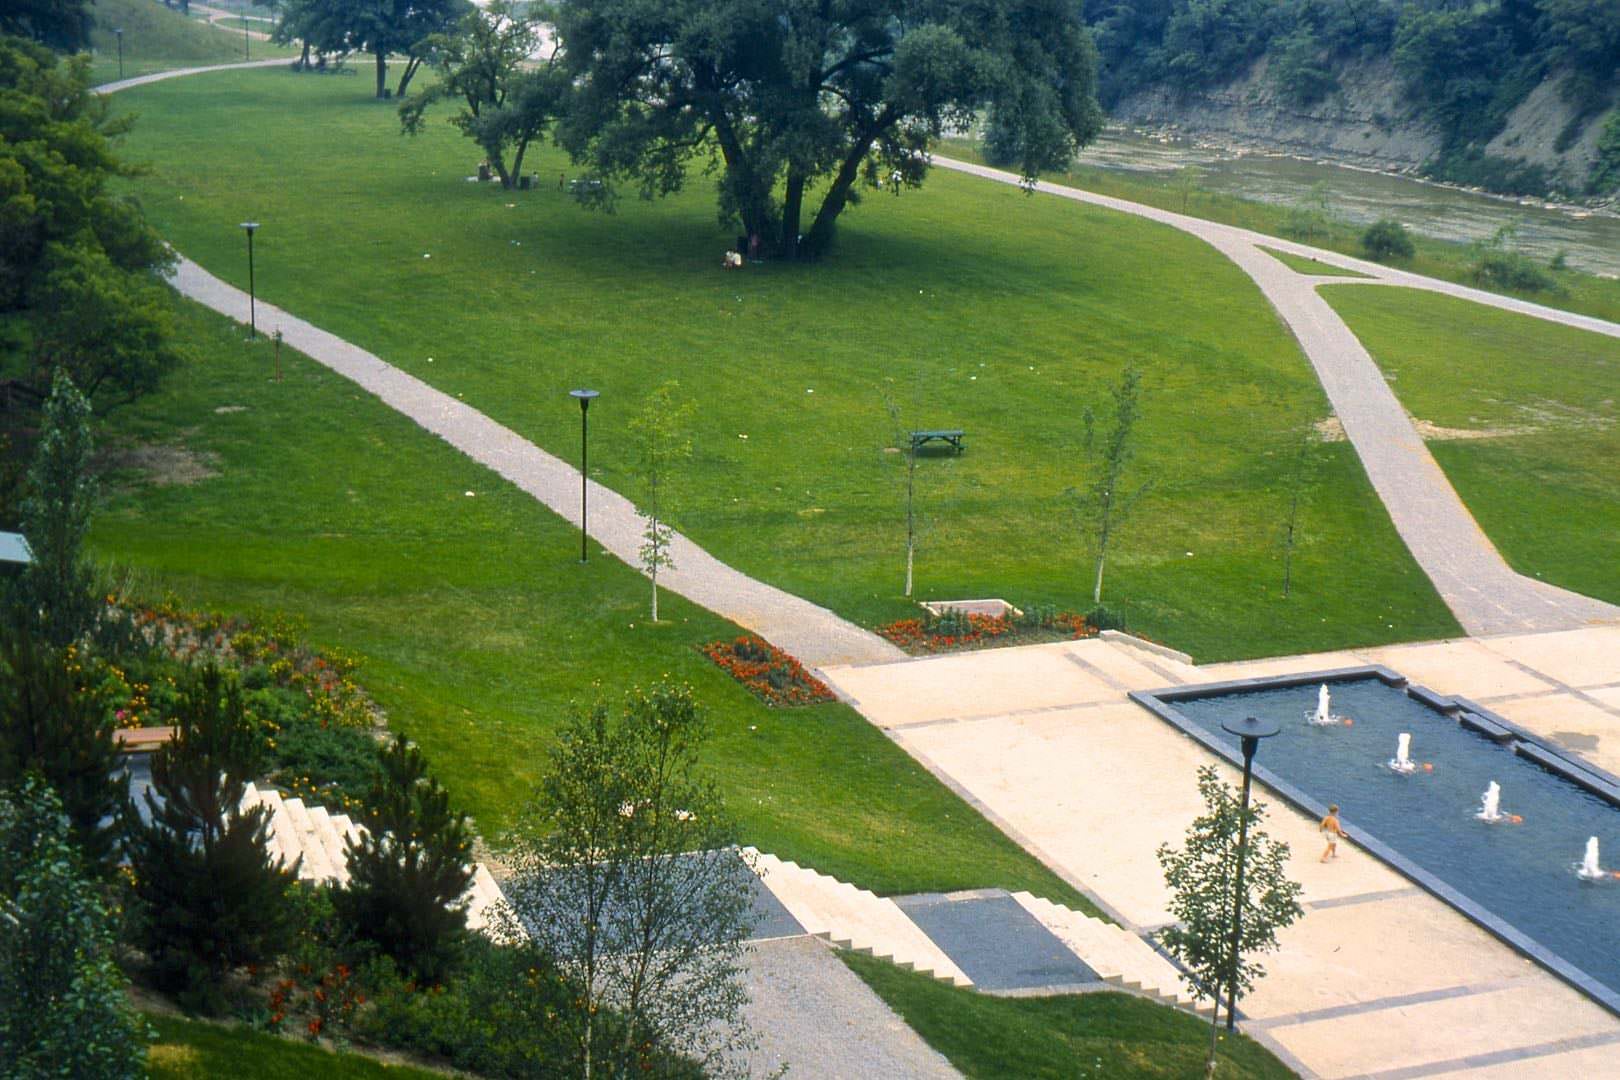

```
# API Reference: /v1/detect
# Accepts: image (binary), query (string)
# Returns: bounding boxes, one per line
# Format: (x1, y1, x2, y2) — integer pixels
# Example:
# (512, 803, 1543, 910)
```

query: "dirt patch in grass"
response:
(102, 442, 221, 486)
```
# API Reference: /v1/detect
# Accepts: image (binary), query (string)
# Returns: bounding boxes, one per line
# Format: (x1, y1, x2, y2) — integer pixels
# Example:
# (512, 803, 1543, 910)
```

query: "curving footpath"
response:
(935, 157, 1620, 637)
(98, 61, 1620, 645)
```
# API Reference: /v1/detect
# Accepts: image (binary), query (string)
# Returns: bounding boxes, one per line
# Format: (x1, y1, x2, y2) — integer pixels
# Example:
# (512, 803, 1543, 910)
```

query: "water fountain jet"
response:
(1389, 732, 1417, 775)
(1578, 837, 1605, 881)
(1478, 781, 1503, 822)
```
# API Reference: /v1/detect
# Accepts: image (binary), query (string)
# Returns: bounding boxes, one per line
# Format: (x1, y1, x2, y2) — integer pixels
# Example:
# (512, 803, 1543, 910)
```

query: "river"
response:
(1076, 129, 1620, 278)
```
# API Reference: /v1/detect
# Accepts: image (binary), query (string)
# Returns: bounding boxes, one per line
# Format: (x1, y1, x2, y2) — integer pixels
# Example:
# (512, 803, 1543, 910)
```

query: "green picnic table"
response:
(910, 429, 965, 454)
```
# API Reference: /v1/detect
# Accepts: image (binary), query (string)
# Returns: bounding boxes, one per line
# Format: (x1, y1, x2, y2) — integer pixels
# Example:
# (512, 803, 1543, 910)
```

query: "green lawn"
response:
(145, 1013, 446, 1078)
(84, 0, 295, 85)
(93, 296, 1098, 908)
(1258, 247, 1372, 278)
(842, 953, 1293, 1079)
(1323, 285, 1620, 605)
(106, 68, 1459, 662)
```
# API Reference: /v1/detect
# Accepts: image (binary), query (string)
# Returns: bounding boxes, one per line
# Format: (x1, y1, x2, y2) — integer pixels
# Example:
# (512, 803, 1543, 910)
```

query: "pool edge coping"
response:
(1129, 665, 1620, 1020)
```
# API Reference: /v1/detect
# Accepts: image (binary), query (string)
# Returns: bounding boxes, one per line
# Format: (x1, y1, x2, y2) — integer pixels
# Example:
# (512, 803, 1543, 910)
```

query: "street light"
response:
(569, 389, 599, 563)
(114, 28, 124, 80)
(239, 221, 259, 338)
(1217, 714, 1280, 1033)
(244, 16, 250, 59)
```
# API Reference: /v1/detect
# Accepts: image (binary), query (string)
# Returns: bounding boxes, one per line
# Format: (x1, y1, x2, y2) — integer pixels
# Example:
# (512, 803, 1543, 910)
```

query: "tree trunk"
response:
(298, 41, 311, 70)
(374, 49, 387, 98)
(780, 170, 807, 257)
(395, 55, 422, 98)
(1206, 989, 1222, 1077)
(801, 130, 880, 259)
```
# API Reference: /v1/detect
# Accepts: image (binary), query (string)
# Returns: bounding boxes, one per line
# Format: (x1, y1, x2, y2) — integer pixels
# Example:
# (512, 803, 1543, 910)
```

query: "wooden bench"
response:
(910, 429, 966, 454)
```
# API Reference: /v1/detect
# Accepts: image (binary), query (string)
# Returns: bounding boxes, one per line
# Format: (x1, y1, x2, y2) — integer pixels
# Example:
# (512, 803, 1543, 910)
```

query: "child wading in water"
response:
(1320, 804, 1349, 862)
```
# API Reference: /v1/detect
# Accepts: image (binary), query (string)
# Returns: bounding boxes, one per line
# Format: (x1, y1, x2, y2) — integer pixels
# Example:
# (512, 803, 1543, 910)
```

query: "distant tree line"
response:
(1084, 0, 1620, 195)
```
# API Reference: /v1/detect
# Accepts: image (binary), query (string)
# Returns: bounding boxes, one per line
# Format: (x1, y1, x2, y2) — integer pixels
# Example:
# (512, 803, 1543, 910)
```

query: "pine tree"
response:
(335, 733, 474, 983)
(0, 627, 125, 874)
(15, 369, 98, 647)
(127, 664, 295, 1007)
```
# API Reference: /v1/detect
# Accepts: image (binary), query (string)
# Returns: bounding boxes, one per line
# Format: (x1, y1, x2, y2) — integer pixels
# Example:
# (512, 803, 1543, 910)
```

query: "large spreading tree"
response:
(553, 0, 1104, 258)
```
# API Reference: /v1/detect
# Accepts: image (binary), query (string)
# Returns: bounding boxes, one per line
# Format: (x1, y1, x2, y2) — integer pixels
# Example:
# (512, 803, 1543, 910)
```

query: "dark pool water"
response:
(1173, 678, 1620, 1001)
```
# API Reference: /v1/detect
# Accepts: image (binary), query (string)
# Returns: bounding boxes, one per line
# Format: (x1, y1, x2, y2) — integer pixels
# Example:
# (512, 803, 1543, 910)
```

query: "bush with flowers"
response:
(878, 604, 1101, 654)
(80, 597, 387, 808)
(701, 635, 835, 706)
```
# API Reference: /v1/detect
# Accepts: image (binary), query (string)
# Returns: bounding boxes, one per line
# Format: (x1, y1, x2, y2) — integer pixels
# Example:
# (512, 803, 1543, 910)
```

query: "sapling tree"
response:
(1280, 422, 1319, 599)
(1070, 366, 1151, 605)
(335, 732, 474, 983)
(0, 777, 148, 1078)
(629, 384, 693, 623)
(502, 683, 756, 1078)
(1158, 765, 1304, 1077)
(127, 664, 296, 1008)
(15, 368, 98, 647)
(884, 394, 924, 598)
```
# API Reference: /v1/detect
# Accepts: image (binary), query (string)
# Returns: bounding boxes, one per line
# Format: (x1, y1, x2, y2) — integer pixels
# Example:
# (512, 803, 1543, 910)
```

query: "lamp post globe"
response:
(1217, 714, 1279, 1032)
(240, 222, 259, 338)
(570, 389, 599, 563)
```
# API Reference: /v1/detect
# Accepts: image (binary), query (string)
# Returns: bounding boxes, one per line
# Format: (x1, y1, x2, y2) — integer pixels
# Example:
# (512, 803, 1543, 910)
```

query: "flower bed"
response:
(877, 608, 1098, 654)
(702, 636, 835, 706)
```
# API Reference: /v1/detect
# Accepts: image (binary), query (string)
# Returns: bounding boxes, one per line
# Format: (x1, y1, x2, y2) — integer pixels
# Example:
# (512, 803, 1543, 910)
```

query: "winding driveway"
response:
(98, 63, 1620, 650)
(936, 157, 1620, 637)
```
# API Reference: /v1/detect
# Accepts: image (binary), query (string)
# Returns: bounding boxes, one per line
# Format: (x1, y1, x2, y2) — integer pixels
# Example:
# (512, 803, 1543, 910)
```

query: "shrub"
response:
(334, 734, 473, 983)
(0, 777, 148, 1078)
(1469, 248, 1560, 294)
(1087, 605, 1126, 632)
(1361, 218, 1414, 262)
(127, 664, 296, 1010)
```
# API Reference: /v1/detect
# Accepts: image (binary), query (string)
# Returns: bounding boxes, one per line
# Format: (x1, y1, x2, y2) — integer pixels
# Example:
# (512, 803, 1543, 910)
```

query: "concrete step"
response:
(1011, 893, 1211, 1015)
(747, 849, 972, 988)
(241, 783, 296, 871)
(281, 797, 337, 883)
(463, 864, 512, 935)
(305, 804, 350, 886)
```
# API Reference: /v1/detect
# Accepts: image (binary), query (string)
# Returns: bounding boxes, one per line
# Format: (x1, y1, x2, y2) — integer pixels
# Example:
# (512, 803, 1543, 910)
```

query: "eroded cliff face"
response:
(1109, 55, 1614, 197)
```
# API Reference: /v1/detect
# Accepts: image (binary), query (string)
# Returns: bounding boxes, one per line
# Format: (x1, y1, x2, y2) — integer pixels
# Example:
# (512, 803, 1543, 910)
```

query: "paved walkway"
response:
(935, 157, 1620, 637)
(823, 629, 1620, 1079)
(164, 256, 904, 667)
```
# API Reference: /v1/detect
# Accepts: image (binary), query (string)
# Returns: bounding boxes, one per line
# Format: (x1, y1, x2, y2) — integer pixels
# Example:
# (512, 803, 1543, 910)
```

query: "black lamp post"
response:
(240, 221, 259, 338)
(569, 389, 599, 563)
(1218, 714, 1280, 1033)
(244, 16, 250, 59)
(114, 28, 124, 80)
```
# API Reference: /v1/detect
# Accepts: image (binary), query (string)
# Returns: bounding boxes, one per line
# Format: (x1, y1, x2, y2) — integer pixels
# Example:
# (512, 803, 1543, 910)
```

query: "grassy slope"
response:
(1258, 247, 1371, 278)
(146, 1013, 446, 1078)
(1323, 285, 1620, 604)
(85, 0, 295, 84)
(842, 954, 1293, 1080)
(107, 68, 1458, 661)
(94, 297, 1096, 908)
(939, 139, 1620, 326)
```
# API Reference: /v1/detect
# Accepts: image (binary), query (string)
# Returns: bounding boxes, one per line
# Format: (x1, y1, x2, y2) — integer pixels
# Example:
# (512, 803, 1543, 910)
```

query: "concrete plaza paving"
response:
(824, 628, 1620, 1079)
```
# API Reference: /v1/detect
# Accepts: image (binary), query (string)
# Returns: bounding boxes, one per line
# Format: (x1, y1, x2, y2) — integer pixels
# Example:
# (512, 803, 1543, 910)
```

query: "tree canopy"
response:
(553, 0, 1103, 258)
(0, 37, 178, 413)
(274, 0, 471, 97)
(0, 0, 92, 52)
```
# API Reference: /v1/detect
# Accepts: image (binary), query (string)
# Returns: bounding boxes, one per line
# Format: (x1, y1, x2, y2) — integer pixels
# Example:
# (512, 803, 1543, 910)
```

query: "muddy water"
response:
(1077, 129, 1620, 278)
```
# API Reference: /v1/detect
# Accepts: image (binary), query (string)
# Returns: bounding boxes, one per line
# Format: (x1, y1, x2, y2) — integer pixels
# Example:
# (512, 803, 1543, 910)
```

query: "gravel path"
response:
(164, 256, 905, 667)
(740, 937, 960, 1079)
(936, 157, 1620, 636)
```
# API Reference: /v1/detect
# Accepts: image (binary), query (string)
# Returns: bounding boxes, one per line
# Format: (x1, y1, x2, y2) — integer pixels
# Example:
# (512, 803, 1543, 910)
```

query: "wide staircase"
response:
(240, 783, 510, 934)
(1011, 891, 1212, 1014)
(747, 849, 974, 987)
(745, 847, 1210, 1015)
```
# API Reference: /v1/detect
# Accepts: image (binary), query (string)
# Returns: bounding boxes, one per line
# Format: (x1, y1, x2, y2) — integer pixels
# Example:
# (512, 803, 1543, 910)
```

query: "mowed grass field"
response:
(85, 0, 295, 84)
(108, 68, 1459, 661)
(1323, 286, 1620, 605)
(93, 297, 1096, 907)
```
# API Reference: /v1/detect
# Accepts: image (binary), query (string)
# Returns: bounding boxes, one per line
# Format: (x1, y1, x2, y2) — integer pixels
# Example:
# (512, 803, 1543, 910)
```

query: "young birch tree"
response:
(883, 393, 922, 598)
(1281, 422, 1320, 599)
(1071, 366, 1150, 605)
(630, 384, 693, 623)
(501, 684, 756, 1078)
(1158, 766, 1304, 1078)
